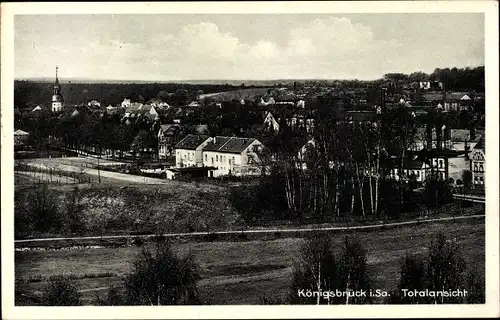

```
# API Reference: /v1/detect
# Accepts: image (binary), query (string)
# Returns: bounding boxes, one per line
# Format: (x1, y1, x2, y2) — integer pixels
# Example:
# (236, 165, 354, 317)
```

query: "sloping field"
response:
(198, 87, 273, 102)
(15, 219, 484, 305)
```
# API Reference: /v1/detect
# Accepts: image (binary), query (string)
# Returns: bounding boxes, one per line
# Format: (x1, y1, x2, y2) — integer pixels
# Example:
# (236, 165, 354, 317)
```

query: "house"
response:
(88, 100, 101, 107)
(139, 105, 159, 120)
(121, 99, 131, 109)
(263, 111, 280, 132)
(282, 115, 315, 133)
(175, 134, 211, 168)
(339, 110, 379, 124)
(14, 129, 29, 146)
(443, 93, 473, 112)
(386, 158, 429, 182)
(124, 102, 144, 116)
(419, 81, 431, 90)
(259, 97, 276, 106)
(470, 136, 485, 188)
(190, 124, 210, 135)
(202, 136, 264, 177)
(187, 101, 202, 108)
(158, 124, 183, 159)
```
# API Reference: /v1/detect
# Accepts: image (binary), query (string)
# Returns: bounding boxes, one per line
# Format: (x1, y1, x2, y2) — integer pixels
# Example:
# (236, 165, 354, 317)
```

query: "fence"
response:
(14, 163, 96, 184)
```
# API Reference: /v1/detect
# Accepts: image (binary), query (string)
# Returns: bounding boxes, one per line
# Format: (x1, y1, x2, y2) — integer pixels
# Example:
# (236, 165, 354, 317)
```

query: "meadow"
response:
(15, 218, 485, 305)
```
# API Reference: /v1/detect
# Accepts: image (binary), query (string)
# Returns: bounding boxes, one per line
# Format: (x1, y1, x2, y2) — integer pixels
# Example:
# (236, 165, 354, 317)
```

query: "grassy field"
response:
(15, 219, 484, 305)
(198, 87, 273, 102)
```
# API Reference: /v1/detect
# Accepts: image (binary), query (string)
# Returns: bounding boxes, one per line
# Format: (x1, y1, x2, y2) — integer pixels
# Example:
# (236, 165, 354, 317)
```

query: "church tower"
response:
(51, 66, 64, 112)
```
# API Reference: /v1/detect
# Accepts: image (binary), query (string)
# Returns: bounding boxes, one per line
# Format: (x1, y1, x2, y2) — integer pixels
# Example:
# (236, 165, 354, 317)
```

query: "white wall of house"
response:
(176, 149, 203, 167)
(389, 167, 427, 182)
(203, 151, 241, 177)
(202, 140, 263, 177)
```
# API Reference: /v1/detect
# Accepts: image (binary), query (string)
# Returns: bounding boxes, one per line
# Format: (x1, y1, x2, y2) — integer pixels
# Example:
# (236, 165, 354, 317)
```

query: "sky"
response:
(14, 13, 484, 81)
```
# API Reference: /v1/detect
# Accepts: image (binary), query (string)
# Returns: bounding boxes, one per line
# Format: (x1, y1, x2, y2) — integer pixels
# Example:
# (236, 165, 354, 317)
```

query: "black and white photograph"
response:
(1, 1, 499, 319)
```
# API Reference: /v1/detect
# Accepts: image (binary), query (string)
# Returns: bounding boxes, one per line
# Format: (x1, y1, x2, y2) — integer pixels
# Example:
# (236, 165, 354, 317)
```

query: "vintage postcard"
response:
(1, 1, 499, 319)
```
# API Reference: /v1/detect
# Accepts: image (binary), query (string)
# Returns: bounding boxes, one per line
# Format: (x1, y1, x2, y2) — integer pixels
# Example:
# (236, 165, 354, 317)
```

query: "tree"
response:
(465, 272, 485, 303)
(63, 186, 85, 233)
(290, 234, 339, 305)
(386, 254, 426, 304)
(426, 233, 466, 304)
(381, 106, 417, 212)
(122, 240, 201, 305)
(337, 236, 372, 304)
(290, 235, 371, 305)
(17, 184, 62, 234)
(41, 276, 82, 306)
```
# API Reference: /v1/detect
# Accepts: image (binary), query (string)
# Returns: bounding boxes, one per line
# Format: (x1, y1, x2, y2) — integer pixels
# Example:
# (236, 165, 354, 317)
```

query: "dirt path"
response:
(15, 214, 484, 244)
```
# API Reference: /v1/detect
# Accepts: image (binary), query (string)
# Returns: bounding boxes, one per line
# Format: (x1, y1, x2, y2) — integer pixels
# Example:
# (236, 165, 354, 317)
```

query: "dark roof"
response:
(203, 136, 232, 151)
(381, 158, 425, 170)
(403, 158, 425, 169)
(422, 92, 444, 101)
(203, 136, 258, 154)
(160, 124, 182, 134)
(175, 134, 210, 150)
(343, 111, 378, 122)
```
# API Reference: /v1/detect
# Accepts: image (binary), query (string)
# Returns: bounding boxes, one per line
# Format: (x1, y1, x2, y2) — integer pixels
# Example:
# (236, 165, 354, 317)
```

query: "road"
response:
(15, 214, 484, 244)
(452, 194, 486, 204)
(24, 161, 168, 185)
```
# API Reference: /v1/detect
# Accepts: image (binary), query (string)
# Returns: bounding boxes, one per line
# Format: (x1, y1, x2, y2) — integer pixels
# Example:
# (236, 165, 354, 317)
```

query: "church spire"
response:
(55, 66, 59, 85)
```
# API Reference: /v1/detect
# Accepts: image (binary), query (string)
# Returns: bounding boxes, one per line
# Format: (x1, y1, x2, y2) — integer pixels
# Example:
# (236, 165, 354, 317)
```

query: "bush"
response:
(122, 241, 201, 305)
(41, 276, 82, 306)
(15, 184, 63, 237)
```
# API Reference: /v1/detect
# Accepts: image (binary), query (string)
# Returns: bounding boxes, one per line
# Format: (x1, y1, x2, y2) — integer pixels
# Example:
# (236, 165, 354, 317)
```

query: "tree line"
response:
(14, 81, 263, 109)
(231, 104, 460, 225)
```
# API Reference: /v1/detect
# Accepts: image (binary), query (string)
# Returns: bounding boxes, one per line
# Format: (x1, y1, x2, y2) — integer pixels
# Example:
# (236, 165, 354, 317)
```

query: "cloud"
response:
(15, 16, 484, 80)
(136, 18, 405, 79)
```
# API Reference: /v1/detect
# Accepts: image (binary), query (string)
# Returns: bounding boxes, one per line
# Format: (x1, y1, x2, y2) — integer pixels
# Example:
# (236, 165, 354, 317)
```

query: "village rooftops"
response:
(203, 136, 257, 154)
(175, 134, 210, 150)
(14, 129, 29, 136)
(160, 124, 181, 133)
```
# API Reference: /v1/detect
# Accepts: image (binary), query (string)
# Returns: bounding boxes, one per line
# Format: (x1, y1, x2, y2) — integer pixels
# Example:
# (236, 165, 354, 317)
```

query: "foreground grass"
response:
(15, 219, 484, 305)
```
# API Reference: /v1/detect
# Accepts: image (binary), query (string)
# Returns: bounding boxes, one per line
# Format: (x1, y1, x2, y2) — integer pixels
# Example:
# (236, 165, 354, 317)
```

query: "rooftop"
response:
(203, 136, 258, 154)
(175, 134, 210, 150)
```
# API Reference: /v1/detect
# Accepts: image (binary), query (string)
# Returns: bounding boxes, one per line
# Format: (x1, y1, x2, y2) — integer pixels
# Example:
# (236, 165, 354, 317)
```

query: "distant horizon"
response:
(13, 64, 485, 84)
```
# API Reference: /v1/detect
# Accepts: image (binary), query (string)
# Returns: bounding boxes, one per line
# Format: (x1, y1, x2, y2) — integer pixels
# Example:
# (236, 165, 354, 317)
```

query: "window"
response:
(205, 154, 207, 162)
(439, 160, 444, 168)
(479, 165, 484, 172)
(232, 156, 235, 164)
(211, 157, 214, 165)
(216, 155, 219, 162)
(474, 165, 478, 171)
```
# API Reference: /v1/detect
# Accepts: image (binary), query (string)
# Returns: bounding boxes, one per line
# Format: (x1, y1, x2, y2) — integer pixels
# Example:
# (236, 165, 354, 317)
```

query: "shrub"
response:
(122, 241, 201, 305)
(41, 276, 82, 306)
